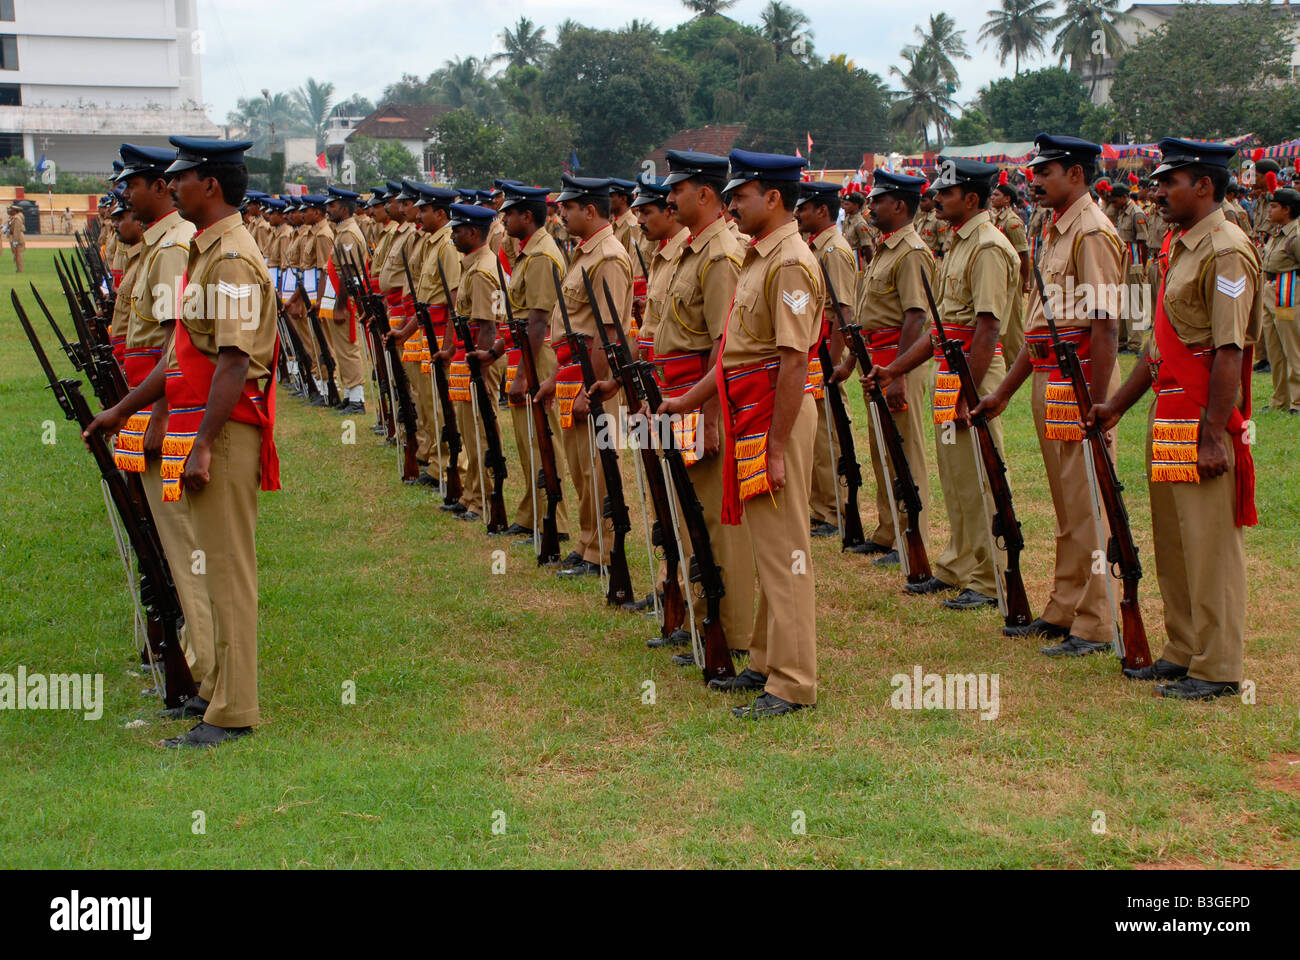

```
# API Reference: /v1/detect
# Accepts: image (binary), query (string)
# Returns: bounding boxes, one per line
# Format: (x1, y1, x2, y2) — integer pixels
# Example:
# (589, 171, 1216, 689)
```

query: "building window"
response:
(0, 83, 17, 105)
(0, 35, 16, 70)
(0, 132, 20, 159)
(0, 2, 13, 23)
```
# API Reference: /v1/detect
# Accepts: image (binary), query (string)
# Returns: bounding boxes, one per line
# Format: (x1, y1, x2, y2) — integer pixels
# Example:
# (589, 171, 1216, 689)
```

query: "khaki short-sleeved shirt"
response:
(1027, 206, 1050, 246)
(810, 225, 856, 309)
(371, 221, 397, 279)
(1262, 216, 1300, 275)
(110, 242, 144, 341)
(856, 223, 934, 332)
(7, 212, 24, 245)
(657, 216, 740, 357)
(266, 224, 291, 268)
(1029, 192, 1123, 332)
(1154, 208, 1262, 359)
(508, 227, 567, 315)
(127, 210, 196, 350)
(333, 217, 366, 267)
(166, 213, 276, 381)
(994, 206, 1029, 254)
(549, 222, 633, 345)
(639, 226, 689, 346)
(938, 210, 1019, 333)
(721, 219, 825, 369)
(612, 210, 643, 278)
(378, 222, 419, 293)
(457, 244, 500, 327)
(415, 224, 461, 307)
(309, 219, 335, 270)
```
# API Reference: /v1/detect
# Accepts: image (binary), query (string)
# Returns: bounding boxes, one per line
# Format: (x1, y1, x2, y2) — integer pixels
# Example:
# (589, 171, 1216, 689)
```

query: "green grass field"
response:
(1, 247, 1296, 869)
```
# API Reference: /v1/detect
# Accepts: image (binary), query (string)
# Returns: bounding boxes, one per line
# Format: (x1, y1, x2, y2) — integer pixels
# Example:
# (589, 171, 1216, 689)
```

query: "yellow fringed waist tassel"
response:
(112, 411, 151, 473)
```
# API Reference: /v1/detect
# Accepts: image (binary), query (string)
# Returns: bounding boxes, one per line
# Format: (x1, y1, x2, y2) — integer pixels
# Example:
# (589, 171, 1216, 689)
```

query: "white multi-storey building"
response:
(0, 0, 218, 173)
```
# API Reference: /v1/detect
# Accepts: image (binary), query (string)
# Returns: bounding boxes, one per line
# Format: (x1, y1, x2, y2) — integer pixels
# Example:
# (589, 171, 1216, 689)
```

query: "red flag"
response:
(806, 132, 814, 156)
(795, 147, 802, 159)
(316, 152, 328, 171)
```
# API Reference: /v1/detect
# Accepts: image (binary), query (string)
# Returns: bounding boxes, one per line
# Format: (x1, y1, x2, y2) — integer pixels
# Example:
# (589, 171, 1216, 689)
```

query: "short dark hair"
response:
(898, 192, 920, 217)
(515, 199, 547, 227)
(1274, 193, 1300, 218)
(690, 175, 727, 204)
(959, 181, 991, 209)
(578, 195, 610, 219)
(333, 198, 356, 215)
(843, 191, 865, 207)
(1184, 163, 1230, 202)
(194, 162, 249, 207)
(759, 179, 800, 211)
(808, 195, 841, 220)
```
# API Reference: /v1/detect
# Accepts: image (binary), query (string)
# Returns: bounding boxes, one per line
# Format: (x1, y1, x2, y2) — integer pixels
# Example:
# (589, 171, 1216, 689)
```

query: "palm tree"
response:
(293, 77, 335, 153)
(1051, 0, 1136, 97)
(492, 17, 551, 70)
(979, 0, 1055, 75)
(760, 2, 811, 59)
(909, 13, 969, 86)
(889, 47, 957, 151)
(622, 19, 661, 41)
(439, 56, 494, 112)
(227, 92, 307, 156)
(681, 0, 739, 16)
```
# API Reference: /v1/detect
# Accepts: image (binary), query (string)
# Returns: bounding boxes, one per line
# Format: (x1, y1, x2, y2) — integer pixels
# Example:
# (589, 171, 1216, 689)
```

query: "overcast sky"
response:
(195, 0, 1061, 126)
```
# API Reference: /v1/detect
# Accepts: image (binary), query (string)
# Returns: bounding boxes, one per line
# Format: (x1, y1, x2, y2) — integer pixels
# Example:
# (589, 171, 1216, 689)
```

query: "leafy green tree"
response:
(492, 17, 552, 70)
(739, 58, 890, 166)
(539, 26, 691, 176)
(502, 112, 577, 185)
(347, 135, 420, 186)
(1108, 1, 1300, 143)
(662, 16, 772, 125)
(331, 94, 375, 118)
(294, 77, 335, 152)
(889, 47, 956, 150)
(909, 13, 969, 86)
(951, 106, 996, 145)
(760, 2, 811, 60)
(975, 66, 1093, 141)
(433, 109, 507, 186)
(680, 0, 739, 17)
(1051, 0, 1135, 98)
(381, 73, 442, 106)
(979, 0, 1055, 75)
(226, 91, 309, 157)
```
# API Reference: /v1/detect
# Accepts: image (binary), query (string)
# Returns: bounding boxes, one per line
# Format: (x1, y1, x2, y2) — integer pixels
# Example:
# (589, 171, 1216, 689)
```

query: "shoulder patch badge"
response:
(782, 289, 810, 314)
(1216, 275, 1247, 299)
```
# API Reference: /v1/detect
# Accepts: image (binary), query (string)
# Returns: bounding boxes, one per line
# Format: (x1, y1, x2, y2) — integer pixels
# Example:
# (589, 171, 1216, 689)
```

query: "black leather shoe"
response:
(556, 560, 603, 578)
(872, 549, 900, 566)
(1002, 616, 1070, 639)
(1040, 635, 1112, 657)
(1253, 359, 1271, 373)
(157, 694, 208, 721)
(810, 521, 838, 538)
(904, 576, 957, 595)
(557, 550, 583, 569)
(647, 627, 690, 649)
(709, 667, 767, 692)
(624, 592, 654, 613)
(848, 540, 889, 555)
(455, 510, 481, 522)
(942, 588, 998, 610)
(1123, 658, 1188, 682)
(161, 721, 253, 748)
(503, 523, 532, 537)
(669, 650, 695, 667)
(1155, 676, 1240, 700)
(731, 691, 812, 719)
(438, 501, 467, 513)
(415, 473, 438, 487)
(338, 401, 366, 414)
(308, 394, 330, 407)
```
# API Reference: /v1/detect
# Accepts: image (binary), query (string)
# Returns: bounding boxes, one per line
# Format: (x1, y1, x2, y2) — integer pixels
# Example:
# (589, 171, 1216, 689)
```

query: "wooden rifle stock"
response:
(338, 248, 397, 441)
(292, 267, 341, 406)
(919, 272, 1032, 628)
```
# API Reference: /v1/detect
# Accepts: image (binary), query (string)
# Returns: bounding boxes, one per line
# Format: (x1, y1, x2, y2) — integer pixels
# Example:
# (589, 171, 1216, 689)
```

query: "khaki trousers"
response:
(1262, 293, 1300, 411)
(561, 405, 618, 565)
(864, 366, 931, 551)
(401, 359, 432, 464)
(323, 315, 366, 391)
(456, 355, 505, 516)
(809, 392, 840, 525)
(1119, 264, 1148, 350)
(931, 354, 1007, 596)
(746, 394, 818, 705)
(287, 301, 318, 373)
(1031, 370, 1119, 644)
(140, 459, 215, 691)
(187, 421, 262, 728)
(509, 351, 570, 533)
(682, 447, 755, 651)
(1146, 404, 1245, 682)
(1001, 290, 1026, 364)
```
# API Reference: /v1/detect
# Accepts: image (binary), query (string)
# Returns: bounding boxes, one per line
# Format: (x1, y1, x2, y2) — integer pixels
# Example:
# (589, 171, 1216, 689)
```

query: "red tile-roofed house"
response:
(646, 124, 746, 174)
(345, 103, 453, 173)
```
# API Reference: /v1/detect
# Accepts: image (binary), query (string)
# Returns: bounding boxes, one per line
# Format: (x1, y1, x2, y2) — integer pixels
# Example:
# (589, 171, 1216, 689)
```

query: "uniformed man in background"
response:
(991, 179, 1030, 363)
(323, 186, 369, 413)
(6, 202, 25, 272)
(1261, 185, 1300, 413)
(1108, 180, 1148, 353)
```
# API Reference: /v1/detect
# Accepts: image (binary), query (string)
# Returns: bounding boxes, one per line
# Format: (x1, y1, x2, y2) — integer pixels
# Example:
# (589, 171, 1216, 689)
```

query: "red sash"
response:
(718, 348, 783, 525)
(1026, 328, 1091, 442)
(552, 338, 585, 429)
(326, 258, 355, 343)
(110, 334, 127, 366)
(931, 323, 1002, 424)
(160, 323, 280, 502)
(1150, 240, 1256, 526)
(419, 304, 447, 374)
(656, 350, 710, 467)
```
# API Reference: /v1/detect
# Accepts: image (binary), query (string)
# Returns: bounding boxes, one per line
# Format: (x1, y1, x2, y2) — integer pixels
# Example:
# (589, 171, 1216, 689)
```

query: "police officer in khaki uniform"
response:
(88, 137, 280, 746)
(6, 203, 25, 272)
(654, 150, 755, 662)
(283, 197, 320, 389)
(991, 180, 1030, 362)
(664, 149, 824, 717)
(298, 194, 339, 405)
(378, 181, 429, 473)
(876, 158, 1019, 612)
(836, 170, 934, 565)
(841, 190, 873, 270)
(499, 182, 572, 544)
(323, 186, 369, 413)
(1261, 186, 1300, 412)
(109, 144, 215, 708)
(795, 181, 860, 544)
(976, 134, 1124, 657)
(1091, 138, 1261, 700)
(1107, 181, 1149, 352)
(106, 200, 143, 360)
(534, 174, 634, 577)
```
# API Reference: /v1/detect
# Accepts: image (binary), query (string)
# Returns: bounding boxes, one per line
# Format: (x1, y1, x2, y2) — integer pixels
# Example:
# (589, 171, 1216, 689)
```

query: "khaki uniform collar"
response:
(658, 225, 690, 261)
(192, 212, 242, 253)
(1050, 192, 1095, 237)
(750, 218, 799, 258)
(882, 222, 919, 250)
(521, 228, 550, 255)
(143, 209, 184, 246)
(954, 209, 991, 241)
(810, 224, 841, 253)
(1176, 207, 1226, 253)
(577, 222, 614, 252)
(687, 214, 728, 253)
